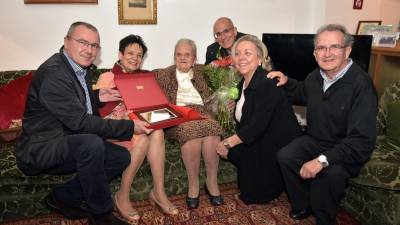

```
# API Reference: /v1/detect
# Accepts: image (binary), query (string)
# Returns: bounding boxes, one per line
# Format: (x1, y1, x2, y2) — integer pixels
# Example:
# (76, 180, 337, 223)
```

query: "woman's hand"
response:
(216, 141, 229, 159)
(216, 135, 243, 159)
(227, 100, 236, 113)
(99, 88, 122, 102)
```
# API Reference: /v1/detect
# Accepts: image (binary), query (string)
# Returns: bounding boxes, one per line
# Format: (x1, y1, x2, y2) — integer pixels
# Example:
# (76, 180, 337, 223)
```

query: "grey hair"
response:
(67, 21, 99, 37)
(174, 38, 197, 60)
(314, 24, 354, 47)
(231, 34, 272, 71)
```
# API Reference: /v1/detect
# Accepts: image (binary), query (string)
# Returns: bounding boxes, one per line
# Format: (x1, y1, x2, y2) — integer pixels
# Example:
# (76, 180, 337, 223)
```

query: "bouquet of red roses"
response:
(203, 56, 240, 134)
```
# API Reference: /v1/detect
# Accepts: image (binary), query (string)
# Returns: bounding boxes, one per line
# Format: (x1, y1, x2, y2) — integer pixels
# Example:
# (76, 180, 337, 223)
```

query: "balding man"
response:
(205, 17, 246, 65)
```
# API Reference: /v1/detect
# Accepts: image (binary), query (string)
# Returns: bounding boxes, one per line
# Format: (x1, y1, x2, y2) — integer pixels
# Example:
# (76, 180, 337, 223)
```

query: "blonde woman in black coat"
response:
(216, 35, 301, 204)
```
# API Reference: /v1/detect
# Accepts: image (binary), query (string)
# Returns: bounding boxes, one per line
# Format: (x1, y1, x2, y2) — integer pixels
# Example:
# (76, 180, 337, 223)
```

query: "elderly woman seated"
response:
(153, 39, 225, 209)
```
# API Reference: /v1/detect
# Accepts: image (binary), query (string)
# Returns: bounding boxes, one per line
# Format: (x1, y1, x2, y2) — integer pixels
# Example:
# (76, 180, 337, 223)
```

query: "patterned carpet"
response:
(2, 183, 360, 225)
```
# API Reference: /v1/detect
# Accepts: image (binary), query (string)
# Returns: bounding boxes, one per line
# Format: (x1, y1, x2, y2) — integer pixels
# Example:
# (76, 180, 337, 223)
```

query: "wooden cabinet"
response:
(369, 41, 400, 96)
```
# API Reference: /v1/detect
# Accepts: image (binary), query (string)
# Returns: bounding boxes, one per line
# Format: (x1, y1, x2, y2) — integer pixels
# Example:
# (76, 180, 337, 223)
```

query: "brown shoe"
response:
(88, 212, 131, 225)
(44, 192, 88, 220)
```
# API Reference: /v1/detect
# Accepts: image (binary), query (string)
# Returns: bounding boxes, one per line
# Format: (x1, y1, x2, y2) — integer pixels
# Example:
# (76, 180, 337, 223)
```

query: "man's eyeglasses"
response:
(314, 44, 346, 54)
(214, 27, 234, 39)
(67, 36, 101, 50)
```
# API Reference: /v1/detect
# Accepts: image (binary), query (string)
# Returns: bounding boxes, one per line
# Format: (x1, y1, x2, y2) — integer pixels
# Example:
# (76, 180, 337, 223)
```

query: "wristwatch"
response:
(317, 154, 329, 168)
(223, 142, 231, 149)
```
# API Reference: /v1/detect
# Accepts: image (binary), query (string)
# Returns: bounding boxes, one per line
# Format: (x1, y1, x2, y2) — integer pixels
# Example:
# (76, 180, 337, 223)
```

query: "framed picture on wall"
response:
(356, 21, 382, 35)
(353, 0, 363, 10)
(24, 0, 97, 3)
(118, 0, 157, 24)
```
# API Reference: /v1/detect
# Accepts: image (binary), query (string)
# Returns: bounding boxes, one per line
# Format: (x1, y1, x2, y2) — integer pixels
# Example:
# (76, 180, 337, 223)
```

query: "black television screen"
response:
(262, 33, 373, 81)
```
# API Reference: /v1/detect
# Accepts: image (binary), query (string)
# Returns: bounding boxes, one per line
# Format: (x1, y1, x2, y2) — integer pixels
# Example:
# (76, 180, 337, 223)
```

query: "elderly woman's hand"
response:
(227, 100, 236, 113)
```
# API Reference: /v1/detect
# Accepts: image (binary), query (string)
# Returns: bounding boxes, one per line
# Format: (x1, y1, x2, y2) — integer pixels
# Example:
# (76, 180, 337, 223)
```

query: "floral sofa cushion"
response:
(386, 101, 400, 147)
(343, 80, 400, 225)
(351, 139, 400, 190)
(350, 81, 400, 191)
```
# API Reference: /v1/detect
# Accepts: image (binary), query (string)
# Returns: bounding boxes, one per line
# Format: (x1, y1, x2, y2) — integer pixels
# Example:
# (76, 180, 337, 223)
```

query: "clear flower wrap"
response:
(203, 56, 240, 135)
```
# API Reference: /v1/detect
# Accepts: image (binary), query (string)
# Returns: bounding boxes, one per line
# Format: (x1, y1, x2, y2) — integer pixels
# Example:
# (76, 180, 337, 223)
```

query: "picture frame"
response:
(374, 33, 397, 48)
(118, 0, 157, 25)
(367, 25, 393, 34)
(356, 21, 382, 35)
(138, 108, 178, 124)
(353, 0, 363, 10)
(24, 0, 97, 3)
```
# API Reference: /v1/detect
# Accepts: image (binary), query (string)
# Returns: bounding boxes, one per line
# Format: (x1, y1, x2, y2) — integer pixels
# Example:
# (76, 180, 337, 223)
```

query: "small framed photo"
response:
(118, 0, 157, 24)
(374, 33, 397, 48)
(353, 0, 363, 10)
(138, 108, 178, 124)
(356, 21, 382, 35)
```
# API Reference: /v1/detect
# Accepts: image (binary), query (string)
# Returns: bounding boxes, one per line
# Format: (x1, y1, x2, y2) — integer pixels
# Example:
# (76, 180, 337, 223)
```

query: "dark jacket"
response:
(284, 62, 378, 175)
(235, 67, 301, 147)
(227, 67, 301, 203)
(15, 48, 134, 174)
(205, 32, 246, 64)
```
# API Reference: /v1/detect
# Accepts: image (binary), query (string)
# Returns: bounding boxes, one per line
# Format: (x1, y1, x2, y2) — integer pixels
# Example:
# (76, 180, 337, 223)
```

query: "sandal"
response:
(113, 192, 140, 224)
(148, 189, 178, 215)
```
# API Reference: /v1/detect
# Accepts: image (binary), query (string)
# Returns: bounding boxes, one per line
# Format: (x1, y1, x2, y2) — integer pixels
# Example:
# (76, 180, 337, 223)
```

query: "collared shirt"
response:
(320, 58, 353, 92)
(176, 69, 203, 106)
(63, 50, 93, 114)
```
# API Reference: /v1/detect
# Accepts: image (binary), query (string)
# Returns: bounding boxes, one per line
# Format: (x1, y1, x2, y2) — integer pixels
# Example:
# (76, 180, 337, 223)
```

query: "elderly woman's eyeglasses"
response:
(214, 27, 234, 39)
(67, 36, 101, 50)
(314, 44, 345, 54)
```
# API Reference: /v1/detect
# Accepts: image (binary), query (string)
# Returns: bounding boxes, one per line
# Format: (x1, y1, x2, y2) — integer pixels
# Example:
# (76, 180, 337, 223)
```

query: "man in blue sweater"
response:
(268, 24, 377, 225)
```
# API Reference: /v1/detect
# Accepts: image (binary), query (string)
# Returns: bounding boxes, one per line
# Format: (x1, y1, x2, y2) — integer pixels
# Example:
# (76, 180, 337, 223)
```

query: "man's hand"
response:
(216, 141, 229, 159)
(299, 158, 323, 179)
(133, 119, 153, 135)
(99, 88, 122, 102)
(267, 71, 288, 86)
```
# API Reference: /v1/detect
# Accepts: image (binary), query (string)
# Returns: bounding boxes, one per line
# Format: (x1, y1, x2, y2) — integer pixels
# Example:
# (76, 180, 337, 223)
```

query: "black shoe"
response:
(186, 196, 199, 209)
(44, 192, 88, 220)
(289, 208, 311, 220)
(204, 184, 224, 206)
(88, 212, 130, 225)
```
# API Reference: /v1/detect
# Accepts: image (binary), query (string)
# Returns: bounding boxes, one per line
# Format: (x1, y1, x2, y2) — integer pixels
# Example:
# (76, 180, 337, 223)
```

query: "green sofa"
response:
(0, 70, 237, 222)
(1, 70, 399, 224)
(341, 80, 400, 225)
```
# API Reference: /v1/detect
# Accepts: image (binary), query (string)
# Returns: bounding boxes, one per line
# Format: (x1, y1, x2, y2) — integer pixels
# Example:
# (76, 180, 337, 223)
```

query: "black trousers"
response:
(227, 144, 284, 204)
(42, 134, 130, 214)
(277, 135, 350, 225)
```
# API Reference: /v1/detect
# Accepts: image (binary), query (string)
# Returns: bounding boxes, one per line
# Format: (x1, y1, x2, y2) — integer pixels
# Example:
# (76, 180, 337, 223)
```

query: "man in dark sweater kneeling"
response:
(268, 24, 378, 225)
